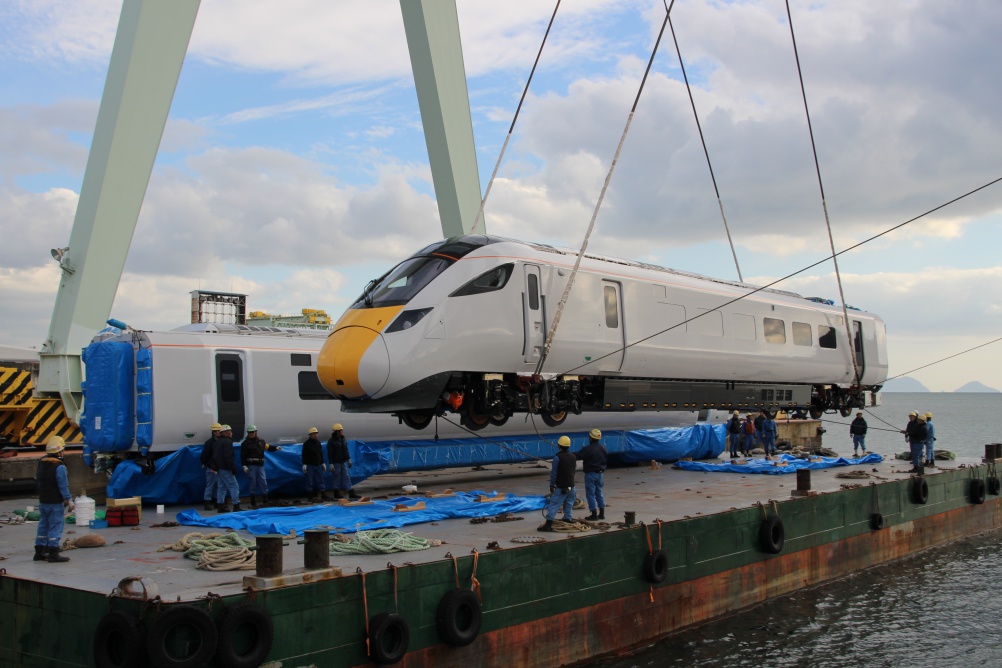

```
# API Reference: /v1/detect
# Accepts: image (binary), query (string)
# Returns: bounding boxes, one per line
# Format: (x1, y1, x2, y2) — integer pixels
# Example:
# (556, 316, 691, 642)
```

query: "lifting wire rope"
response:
(535, 1, 675, 376)
(667, 13, 743, 282)
(470, 0, 562, 235)
(554, 174, 1002, 377)
(785, 0, 860, 387)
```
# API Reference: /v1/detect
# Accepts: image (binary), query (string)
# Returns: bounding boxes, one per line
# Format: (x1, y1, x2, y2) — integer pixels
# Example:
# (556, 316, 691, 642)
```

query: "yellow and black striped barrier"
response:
(0, 368, 82, 447)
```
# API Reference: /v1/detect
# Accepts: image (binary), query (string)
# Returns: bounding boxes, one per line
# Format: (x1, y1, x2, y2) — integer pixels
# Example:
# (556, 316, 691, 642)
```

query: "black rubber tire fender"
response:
(215, 602, 274, 668)
(759, 516, 785, 554)
(870, 512, 885, 531)
(912, 477, 929, 505)
(988, 476, 1001, 496)
(643, 549, 668, 584)
(93, 610, 146, 668)
(971, 478, 987, 505)
(145, 605, 218, 668)
(369, 612, 410, 664)
(436, 588, 483, 647)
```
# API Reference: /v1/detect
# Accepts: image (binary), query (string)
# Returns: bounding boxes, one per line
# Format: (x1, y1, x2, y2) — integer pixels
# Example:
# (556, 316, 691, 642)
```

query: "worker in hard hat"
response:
(200, 422, 222, 511)
(302, 427, 326, 503)
(241, 425, 281, 508)
(850, 411, 868, 458)
(34, 436, 73, 563)
(901, 411, 927, 474)
(212, 425, 242, 512)
(762, 411, 778, 459)
(327, 423, 357, 500)
(727, 411, 742, 459)
(575, 428, 607, 521)
(539, 435, 577, 532)
(923, 412, 936, 468)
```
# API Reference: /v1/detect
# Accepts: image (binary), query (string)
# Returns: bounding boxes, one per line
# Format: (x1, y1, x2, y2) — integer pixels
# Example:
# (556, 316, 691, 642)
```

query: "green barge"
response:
(2, 454, 999, 667)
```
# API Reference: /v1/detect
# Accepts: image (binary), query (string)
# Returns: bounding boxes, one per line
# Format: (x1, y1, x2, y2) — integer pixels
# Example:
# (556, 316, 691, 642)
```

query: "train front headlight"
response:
(386, 308, 432, 333)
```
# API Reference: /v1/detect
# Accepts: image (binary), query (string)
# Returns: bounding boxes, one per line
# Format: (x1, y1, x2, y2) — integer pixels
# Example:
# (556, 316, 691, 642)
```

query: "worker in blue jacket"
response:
(212, 425, 242, 512)
(34, 436, 72, 563)
(200, 422, 221, 511)
(762, 412, 778, 458)
(923, 412, 936, 468)
(539, 436, 576, 532)
(575, 429, 608, 521)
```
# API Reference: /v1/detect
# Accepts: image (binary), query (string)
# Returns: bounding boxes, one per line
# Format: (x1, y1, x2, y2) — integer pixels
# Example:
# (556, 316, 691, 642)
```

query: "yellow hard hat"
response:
(332, 423, 343, 431)
(924, 412, 932, 419)
(210, 423, 222, 431)
(908, 411, 917, 417)
(308, 427, 319, 434)
(589, 428, 602, 440)
(45, 436, 66, 454)
(733, 410, 739, 416)
(557, 436, 571, 447)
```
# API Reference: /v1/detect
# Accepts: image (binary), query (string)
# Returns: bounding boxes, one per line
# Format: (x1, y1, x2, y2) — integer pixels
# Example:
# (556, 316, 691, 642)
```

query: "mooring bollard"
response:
(256, 534, 284, 578)
(797, 469, 812, 491)
(304, 529, 331, 570)
(624, 511, 636, 526)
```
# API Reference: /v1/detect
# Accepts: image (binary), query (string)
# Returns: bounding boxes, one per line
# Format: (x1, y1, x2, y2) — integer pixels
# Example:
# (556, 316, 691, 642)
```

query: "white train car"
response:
(317, 235, 887, 429)
(78, 323, 698, 458)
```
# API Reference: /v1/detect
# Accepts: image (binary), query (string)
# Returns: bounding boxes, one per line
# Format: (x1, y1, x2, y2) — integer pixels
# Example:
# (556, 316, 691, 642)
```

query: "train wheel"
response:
(809, 406, 823, 420)
(540, 411, 567, 427)
(461, 410, 491, 431)
(489, 414, 509, 427)
(839, 406, 853, 418)
(400, 410, 434, 430)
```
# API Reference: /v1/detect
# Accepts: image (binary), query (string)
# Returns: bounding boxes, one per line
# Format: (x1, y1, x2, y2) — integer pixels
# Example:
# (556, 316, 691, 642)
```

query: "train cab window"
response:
(763, 317, 786, 344)
(290, 353, 311, 366)
(604, 286, 619, 328)
(527, 274, 539, 310)
(298, 372, 336, 400)
(450, 263, 514, 297)
(354, 256, 451, 308)
(792, 322, 812, 346)
(819, 325, 837, 349)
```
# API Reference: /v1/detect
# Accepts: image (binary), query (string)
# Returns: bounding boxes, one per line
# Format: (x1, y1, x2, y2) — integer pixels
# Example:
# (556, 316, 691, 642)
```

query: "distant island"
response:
(954, 381, 1000, 393)
(880, 377, 999, 392)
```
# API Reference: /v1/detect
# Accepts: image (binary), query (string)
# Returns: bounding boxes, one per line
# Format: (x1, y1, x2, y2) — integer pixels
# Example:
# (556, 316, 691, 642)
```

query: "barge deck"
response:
(2, 452, 999, 667)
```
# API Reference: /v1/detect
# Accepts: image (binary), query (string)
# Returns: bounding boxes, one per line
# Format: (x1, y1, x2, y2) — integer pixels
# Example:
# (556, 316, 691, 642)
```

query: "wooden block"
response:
(337, 499, 373, 507)
(393, 501, 426, 512)
(106, 496, 142, 521)
(475, 493, 506, 503)
(427, 489, 455, 498)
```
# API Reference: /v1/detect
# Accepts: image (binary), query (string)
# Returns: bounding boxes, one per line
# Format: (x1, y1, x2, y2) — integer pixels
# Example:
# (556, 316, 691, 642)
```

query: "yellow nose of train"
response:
(317, 306, 403, 399)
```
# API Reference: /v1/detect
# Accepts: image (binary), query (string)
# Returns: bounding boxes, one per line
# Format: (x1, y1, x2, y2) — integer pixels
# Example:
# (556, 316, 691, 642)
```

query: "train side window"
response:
(818, 326, 837, 349)
(527, 274, 539, 310)
(604, 286, 619, 328)
(792, 322, 812, 346)
(219, 360, 242, 402)
(763, 317, 786, 344)
(298, 372, 336, 400)
(290, 353, 311, 366)
(450, 263, 514, 297)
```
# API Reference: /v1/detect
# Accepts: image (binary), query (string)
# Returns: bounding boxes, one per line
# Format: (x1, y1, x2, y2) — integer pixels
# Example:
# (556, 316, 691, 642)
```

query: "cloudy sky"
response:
(2, 0, 1001, 391)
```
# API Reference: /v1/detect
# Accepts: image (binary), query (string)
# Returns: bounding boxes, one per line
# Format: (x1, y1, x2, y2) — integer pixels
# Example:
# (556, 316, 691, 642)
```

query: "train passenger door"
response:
(522, 265, 544, 363)
(598, 280, 625, 371)
(852, 320, 866, 381)
(215, 353, 245, 439)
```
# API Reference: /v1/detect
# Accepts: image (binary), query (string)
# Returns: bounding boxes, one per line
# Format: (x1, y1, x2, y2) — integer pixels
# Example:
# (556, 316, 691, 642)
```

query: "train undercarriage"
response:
(392, 372, 876, 431)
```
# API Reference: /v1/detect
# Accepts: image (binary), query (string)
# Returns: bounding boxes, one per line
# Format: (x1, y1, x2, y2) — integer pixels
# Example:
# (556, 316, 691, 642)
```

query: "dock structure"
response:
(2, 452, 998, 666)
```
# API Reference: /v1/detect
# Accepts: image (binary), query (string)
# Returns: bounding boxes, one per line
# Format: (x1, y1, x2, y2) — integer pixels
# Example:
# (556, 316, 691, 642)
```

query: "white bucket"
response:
(75, 494, 96, 528)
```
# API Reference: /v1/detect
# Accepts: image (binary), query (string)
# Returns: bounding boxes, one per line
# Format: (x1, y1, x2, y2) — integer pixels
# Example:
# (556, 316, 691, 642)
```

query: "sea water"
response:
(595, 392, 1002, 668)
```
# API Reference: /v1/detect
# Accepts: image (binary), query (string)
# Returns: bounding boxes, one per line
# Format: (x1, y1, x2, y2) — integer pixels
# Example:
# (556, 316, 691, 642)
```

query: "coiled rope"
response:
(328, 529, 440, 556)
(157, 531, 256, 571)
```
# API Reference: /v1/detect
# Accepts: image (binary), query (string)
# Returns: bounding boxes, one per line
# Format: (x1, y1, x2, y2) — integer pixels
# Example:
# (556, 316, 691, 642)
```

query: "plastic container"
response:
(75, 495, 96, 528)
(90, 520, 108, 529)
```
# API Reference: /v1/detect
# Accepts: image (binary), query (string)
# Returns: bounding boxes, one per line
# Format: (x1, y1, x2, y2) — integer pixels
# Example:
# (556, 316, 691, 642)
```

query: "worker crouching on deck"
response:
(539, 436, 576, 532)
(241, 425, 280, 508)
(576, 428, 607, 521)
(302, 427, 326, 503)
(34, 436, 72, 563)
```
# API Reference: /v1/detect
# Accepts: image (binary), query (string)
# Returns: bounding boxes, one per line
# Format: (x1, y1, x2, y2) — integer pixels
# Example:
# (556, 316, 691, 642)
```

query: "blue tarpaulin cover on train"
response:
(134, 347, 153, 448)
(174, 490, 547, 536)
(79, 340, 134, 451)
(673, 452, 883, 474)
(106, 423, 728, 504)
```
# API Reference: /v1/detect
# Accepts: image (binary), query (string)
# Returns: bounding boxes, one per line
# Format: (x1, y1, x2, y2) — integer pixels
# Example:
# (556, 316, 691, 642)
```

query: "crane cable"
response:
(535, 1, 675, 376)
(556, 174, 1002, 376)
(667, 14, 743, 282)
(470, 0, 562, 235)
(785, 0, 860, 388)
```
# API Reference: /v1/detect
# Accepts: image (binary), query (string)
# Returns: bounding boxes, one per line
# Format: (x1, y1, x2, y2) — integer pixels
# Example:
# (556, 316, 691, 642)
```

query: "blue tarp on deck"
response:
(673, 452, 883, 474)
(175, 490, 547, 536)
(107, 422, 728, 505)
